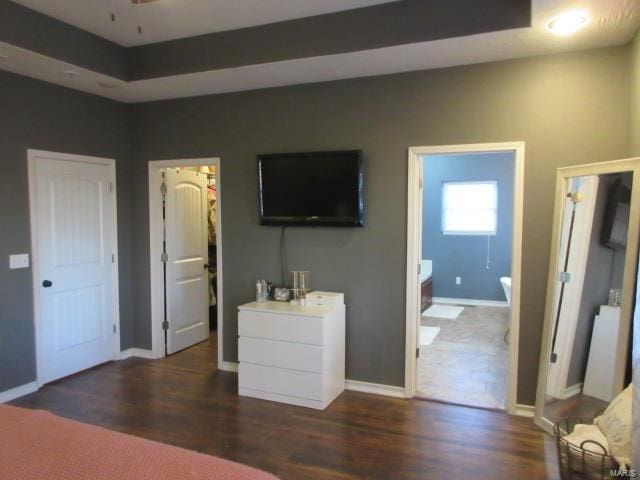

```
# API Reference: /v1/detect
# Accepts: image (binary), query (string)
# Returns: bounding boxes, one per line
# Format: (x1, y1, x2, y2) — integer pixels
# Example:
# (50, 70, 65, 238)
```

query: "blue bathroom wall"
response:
(422, 152, 514, 301)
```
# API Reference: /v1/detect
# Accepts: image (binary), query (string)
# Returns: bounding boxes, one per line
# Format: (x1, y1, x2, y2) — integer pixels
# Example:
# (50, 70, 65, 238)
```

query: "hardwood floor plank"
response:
(10, 335, 559, 479)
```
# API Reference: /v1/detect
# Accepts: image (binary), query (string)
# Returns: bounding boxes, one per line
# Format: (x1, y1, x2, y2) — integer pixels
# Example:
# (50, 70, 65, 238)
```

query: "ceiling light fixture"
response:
(547, 11, 588, 36)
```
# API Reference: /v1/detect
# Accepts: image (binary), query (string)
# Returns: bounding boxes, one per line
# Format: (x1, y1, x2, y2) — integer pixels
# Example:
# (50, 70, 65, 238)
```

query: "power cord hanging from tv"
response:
(280, 226, 288, 286)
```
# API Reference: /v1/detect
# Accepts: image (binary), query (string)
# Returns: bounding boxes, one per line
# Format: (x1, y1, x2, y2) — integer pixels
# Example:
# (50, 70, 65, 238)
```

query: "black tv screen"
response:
(601, 177, 631, 250)
(258, 150, 364, 226)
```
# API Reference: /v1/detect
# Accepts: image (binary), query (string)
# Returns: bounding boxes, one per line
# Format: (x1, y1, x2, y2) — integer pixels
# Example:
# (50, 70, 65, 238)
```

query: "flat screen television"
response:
(601, 177, 631, 250)
(258, 150, 364, 226)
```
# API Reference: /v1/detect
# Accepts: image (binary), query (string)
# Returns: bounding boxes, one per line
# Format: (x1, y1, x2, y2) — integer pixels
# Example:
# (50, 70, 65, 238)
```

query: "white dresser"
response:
(238, 293, 345, 410)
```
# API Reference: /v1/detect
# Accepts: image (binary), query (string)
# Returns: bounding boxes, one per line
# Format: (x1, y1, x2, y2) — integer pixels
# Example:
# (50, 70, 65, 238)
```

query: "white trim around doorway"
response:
(148, 158, 226, 369)
(405, 142, 525, 415)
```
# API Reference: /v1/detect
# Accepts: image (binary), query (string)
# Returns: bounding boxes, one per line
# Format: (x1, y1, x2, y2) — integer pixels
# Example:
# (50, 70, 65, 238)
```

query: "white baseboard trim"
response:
(561, 383, 583, 400)
(119, 348, 157, 360)
(220, 361, 239, 373)
(515, 404, 535, 418)
(432, 297, 509, 308)
(344, 379, 405, 398)
(0, 381, 39, 403)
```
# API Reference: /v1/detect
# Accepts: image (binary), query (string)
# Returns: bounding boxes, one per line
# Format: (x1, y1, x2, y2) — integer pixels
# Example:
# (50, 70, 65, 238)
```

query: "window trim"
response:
(441, 180, 498, 236)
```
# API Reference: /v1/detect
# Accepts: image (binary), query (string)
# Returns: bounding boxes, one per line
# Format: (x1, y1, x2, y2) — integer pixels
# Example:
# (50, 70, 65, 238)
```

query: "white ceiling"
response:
(12, 0, 399, 47)
(0, 0, 639, 102)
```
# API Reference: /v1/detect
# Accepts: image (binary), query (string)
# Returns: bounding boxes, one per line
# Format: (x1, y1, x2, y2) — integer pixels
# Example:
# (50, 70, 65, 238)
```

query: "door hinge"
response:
(417, 263, 421, 275)
(162, 320, 169, 330)
(161, 253, 168, 262)
(111, 253, 115, 263)
(108, 181, 113, 194)
(558, 271, 571, 283)
(416, 347, 420, 358)
(550, 352, 558, 363)
(112, 324, 116, 334)
(160, 183, 167, 195)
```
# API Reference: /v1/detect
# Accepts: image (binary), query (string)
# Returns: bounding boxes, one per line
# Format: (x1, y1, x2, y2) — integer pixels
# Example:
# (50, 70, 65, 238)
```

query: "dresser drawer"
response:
(238, 310, 323, 345)
(239, 337, 323, 373)
(238, 363, 323, 401)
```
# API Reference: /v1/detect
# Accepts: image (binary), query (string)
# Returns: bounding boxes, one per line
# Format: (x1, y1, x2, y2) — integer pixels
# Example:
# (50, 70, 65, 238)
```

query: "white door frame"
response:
(148, 158, 228, 369)
(405, 142, 525, 415)
(27, 149, 121, 387)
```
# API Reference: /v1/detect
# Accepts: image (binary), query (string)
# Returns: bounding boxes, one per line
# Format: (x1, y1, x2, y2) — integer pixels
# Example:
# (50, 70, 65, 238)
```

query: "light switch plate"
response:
(9, 254, 29, 269)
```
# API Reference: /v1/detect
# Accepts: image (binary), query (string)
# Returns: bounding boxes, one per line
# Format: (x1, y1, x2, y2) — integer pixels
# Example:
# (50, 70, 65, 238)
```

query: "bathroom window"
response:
(442, 181, 497, 235)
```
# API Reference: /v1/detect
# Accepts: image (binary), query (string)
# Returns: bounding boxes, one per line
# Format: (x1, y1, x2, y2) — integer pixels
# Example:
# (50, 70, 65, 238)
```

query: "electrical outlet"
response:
(9, 254, 29, 269)
(455, 276, 461, 285)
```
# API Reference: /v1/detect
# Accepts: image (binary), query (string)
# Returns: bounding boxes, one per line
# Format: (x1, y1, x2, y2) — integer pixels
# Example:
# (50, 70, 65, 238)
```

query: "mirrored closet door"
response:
(534, 158, 640, 433)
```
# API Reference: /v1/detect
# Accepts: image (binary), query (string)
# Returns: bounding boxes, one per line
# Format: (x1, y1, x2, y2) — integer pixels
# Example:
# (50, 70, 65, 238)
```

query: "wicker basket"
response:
(554, 417, 619, 479)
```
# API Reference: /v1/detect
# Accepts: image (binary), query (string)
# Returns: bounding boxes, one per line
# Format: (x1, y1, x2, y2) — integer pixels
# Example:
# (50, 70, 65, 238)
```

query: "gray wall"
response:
(566, 174, 628, 387)
(0, 70, 133, 392)
(421, 152, 514, 301)
(130, 46, 630, 404)
(0, 0, 127, 80)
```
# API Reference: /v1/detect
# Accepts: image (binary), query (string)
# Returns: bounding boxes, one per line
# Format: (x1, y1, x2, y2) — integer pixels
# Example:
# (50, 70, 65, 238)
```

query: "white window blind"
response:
(442, 181, 497, 235)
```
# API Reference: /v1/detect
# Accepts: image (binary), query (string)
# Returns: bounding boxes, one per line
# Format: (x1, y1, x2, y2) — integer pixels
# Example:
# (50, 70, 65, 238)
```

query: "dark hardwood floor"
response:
(544, 393, 609, 425)
(11, 334, 559, 480)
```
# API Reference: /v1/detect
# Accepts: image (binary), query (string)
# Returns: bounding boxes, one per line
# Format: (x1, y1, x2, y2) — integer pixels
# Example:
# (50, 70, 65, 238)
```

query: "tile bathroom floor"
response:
(417, 305, 510, 410)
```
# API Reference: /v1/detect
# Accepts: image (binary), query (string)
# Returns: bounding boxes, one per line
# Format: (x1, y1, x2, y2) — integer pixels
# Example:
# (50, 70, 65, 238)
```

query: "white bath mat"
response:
(423, 304, 464, 319)
(420, 326, 440, 346)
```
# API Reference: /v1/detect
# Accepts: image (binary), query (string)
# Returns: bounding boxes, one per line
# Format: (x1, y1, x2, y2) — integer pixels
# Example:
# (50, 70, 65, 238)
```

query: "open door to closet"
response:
(163, 167, 210, 354)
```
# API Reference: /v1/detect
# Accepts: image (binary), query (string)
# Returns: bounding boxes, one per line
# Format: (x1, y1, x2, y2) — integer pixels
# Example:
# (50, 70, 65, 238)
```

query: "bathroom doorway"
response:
(405, 143, 524, 414)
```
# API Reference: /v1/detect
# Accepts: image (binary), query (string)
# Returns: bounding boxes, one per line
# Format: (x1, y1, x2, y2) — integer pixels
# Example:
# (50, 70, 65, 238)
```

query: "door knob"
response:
(42, 280, 53, 288)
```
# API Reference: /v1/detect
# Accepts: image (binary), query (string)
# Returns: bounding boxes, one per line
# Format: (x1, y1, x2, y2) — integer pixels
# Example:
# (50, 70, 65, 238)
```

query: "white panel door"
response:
(546, 175, 599, 398)
(32, 152, 119, 385)
(164, 168, 209, 354)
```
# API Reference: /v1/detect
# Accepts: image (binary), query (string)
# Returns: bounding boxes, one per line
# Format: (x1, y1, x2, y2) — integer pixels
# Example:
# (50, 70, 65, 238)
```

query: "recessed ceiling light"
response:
(547, 11, 588, 36)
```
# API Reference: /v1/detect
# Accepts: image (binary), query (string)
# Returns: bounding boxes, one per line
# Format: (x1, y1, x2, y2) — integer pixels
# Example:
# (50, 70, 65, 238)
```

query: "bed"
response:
(0, 404, 278, 480)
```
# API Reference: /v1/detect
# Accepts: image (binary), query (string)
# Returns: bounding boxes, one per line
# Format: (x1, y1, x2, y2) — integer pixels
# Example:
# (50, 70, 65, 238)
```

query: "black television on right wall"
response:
(601, 177, 631, 250)
(257, 150, 364, 227)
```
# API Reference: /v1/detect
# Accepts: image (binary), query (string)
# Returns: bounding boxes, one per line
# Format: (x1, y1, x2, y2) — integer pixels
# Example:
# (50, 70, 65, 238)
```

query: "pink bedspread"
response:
(0, 404, 278, 480)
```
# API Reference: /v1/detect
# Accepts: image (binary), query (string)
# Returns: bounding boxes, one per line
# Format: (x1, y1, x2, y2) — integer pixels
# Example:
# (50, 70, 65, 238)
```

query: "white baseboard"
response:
(344, 379, 405, 398)
(561, 383, 583, 400)
(432, 297, 509, 308)
(119, 348, 157, 360)
(515, 404, 535, 418)
(0, 381, 39, 403)
(220, 361, 239, 373)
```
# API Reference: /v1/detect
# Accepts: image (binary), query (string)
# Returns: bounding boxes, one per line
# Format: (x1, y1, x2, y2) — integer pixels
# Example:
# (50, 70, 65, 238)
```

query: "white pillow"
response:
(595, 384, 633, 468)
(563, 423, 610, 455)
